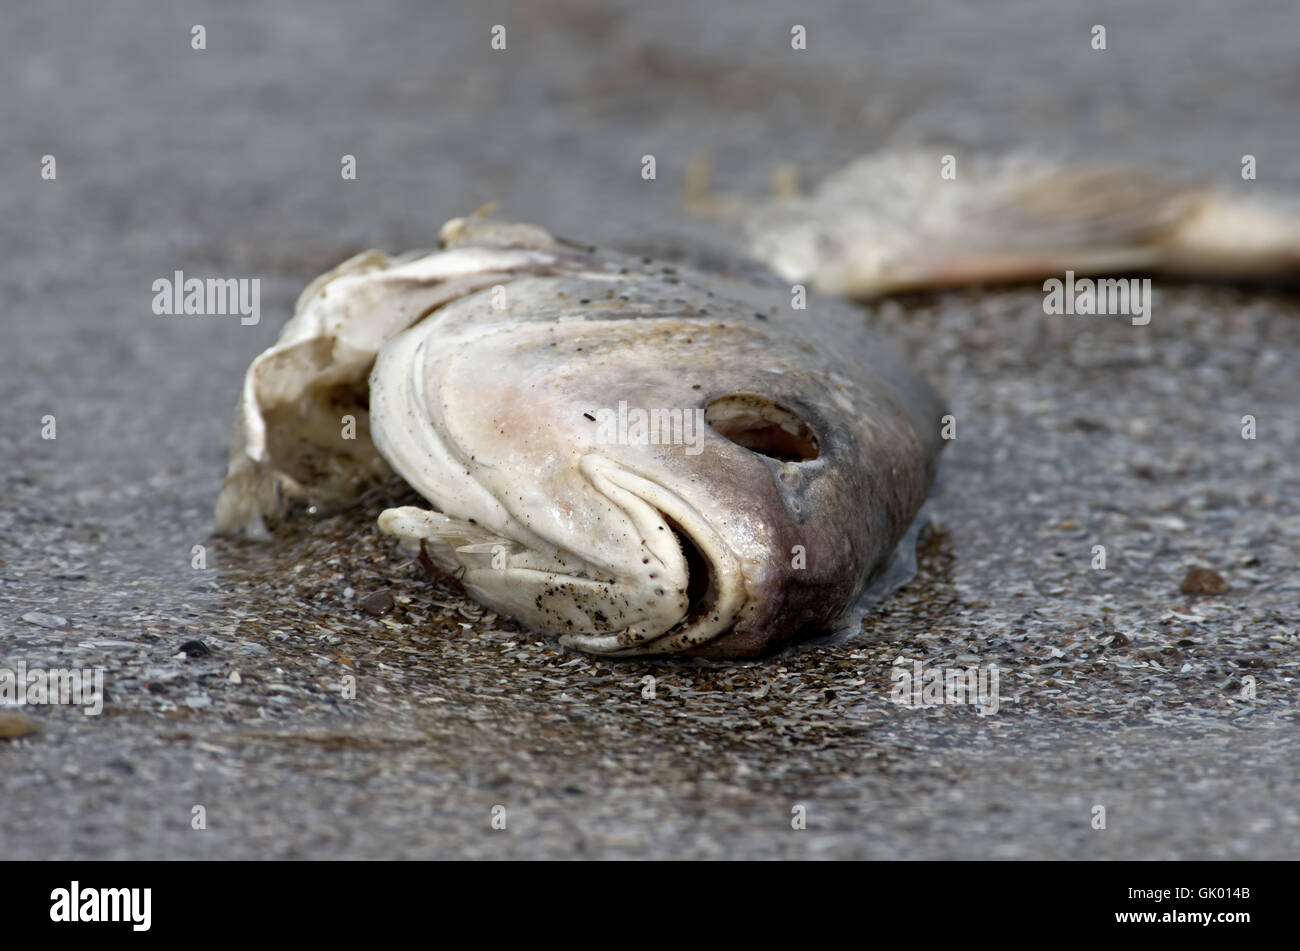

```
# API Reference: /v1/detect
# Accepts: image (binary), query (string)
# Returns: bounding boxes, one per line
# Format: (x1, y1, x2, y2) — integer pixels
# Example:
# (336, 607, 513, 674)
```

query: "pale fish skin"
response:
(739, 151, 1300, 298)
(215, 215, 946, 657)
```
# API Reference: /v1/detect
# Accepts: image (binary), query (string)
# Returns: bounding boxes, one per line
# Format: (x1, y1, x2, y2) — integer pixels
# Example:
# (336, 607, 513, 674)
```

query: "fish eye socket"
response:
(704, 394, 820, 462)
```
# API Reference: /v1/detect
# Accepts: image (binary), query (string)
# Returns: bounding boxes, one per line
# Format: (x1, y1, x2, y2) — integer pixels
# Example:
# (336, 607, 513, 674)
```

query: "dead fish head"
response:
(214, 219, 944, 658)
(370, 264, 940, 657)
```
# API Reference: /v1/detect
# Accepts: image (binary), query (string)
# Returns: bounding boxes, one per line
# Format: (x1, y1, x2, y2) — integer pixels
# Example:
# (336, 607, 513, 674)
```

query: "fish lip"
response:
(559, 456, 747, 656)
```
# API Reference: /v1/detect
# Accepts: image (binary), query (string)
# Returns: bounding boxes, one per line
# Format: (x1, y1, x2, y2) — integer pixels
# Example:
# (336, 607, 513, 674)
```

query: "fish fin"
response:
(770, 163, 800, 201)
(379, 506, 509, 549)
(437, 215, 554, 250)
(682, 151, 746, 218)
(965, 162, 1204, 251)
(378, 505, 690, 646)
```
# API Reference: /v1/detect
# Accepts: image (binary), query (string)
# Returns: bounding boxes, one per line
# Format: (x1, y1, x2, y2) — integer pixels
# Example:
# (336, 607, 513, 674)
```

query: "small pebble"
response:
(0, 710, 38, 739)
(359, 590, 395, 616)
(21, 611, 67, 628)
(1180, 567, 1228, 595)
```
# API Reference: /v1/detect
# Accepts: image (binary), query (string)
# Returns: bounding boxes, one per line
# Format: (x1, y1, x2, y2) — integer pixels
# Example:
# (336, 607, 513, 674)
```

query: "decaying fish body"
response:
(739, 151, 1300, 298)
(215, 216, 945, 657)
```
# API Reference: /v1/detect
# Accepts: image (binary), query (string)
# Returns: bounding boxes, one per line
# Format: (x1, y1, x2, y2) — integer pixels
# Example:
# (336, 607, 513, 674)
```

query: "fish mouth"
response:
(559, 456, 746, 656)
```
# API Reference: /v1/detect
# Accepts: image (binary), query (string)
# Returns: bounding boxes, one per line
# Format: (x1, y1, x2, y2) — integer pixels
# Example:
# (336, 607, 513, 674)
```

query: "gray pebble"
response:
(20, 612, 67, 628)
(359, 590, 395, 616)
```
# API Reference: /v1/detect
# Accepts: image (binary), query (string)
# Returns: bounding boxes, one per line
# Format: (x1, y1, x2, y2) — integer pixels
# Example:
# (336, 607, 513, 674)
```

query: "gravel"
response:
(2, 0, 1297, 859)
